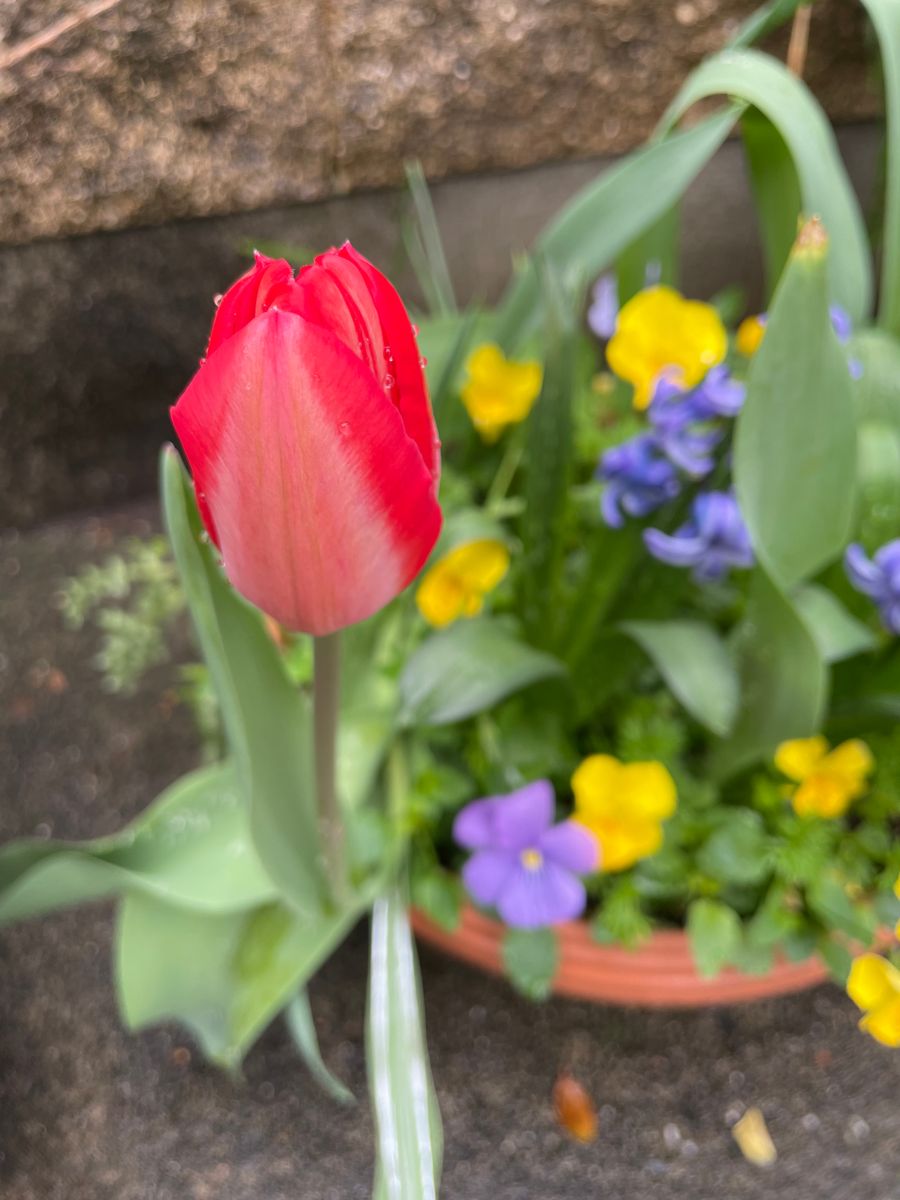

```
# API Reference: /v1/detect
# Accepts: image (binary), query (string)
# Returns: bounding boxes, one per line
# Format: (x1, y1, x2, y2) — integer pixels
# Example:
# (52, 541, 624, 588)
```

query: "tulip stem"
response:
(314, 632, 345, 905)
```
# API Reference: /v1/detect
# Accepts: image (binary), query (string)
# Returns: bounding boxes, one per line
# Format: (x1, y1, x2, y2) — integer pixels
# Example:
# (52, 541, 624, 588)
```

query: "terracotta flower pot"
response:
(411, 903, 832, 1007)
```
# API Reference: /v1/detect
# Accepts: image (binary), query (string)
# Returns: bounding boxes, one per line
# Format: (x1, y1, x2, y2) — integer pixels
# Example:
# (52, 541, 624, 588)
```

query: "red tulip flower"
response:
(172, 244, 442, 636)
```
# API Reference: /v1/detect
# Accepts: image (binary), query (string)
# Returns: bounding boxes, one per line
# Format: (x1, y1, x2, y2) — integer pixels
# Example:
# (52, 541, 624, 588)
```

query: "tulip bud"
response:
(172, 244, 442, 635)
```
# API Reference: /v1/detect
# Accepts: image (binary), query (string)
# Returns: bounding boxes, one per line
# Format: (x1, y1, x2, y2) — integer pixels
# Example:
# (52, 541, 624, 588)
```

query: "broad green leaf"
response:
(793, 585, 877, 663)
(727, 0, 807, 49)
(741, 109, 802, 300)
(161, 449, 324, 916)
(686, 898, 742, 978)
(285, 990, 355, 1105)
(502, 927, 559, 1000)
(398, 617, 565, 727)
(0, 763, 275, 924)
(621, 619, 739, 736)
(368, 891, 442, 1200)
(616, 206, 680, 302)
(807, 876, 877, 945)
(710, 570, 827, 780)
(117, 893, 361, 1069)
(493, 109, 737, 349)
(734, 225, 857, 588)
(852, 329, 900, 426)
(696, 810, 770, 886)
(659, 50, 872, 321)
(520, 263, 577, 644)
(860, 0, 900, 333)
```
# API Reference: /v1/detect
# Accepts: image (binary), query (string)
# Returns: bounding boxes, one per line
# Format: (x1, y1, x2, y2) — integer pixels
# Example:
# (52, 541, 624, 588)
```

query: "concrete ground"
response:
(1, 507, 900, 1200)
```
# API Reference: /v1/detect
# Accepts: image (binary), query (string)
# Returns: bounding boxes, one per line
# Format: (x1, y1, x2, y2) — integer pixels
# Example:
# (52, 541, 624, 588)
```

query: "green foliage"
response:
(614, 693, 687, 766)
(285, 991, 355, 1106)
(398, 617, 565, 727)
(502, 927, 559, 1000)
(591, 879, 653, 948)
(734, 225, 858, 587)
(59, 536, 183, 693)
(696, 810, 771, 888)
(621, 619, 740, 736)
(368, 890, 443, 1200)
(686, 898, 742, 978)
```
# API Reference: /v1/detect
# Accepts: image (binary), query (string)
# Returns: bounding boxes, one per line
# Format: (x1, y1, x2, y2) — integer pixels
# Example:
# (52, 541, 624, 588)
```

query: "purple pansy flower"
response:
(845, 540, 900, 634)
(587, 274, 619, 340)
(598, 433, 681, 528)
(644, 490, 755, 582)
(453, 780, 598, 928)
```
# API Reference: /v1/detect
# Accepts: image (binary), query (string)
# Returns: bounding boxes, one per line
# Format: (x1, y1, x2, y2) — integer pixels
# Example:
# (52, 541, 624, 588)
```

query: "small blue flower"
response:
(845, 541, 900, 634)
(646, 367, 744, 477)
(598, 434, 680, 529)
(587, 274, 619, 340)
(644, 490, 754, 581)
(829, 304, 864, 380)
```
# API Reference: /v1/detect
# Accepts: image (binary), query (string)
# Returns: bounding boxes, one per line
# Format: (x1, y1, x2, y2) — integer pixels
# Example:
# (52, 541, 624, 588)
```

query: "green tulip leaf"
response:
(285, 990, 355, 1106)
(0, 763, 275, 925)
(793, 585, 877, 663)
(368, 890, 442, 1200)
(621, 619, 740, 736)
(494, 108, 737, 349)
(117, 892, 362, 1070)
(734, 224, 857, 589)
(659, 49, 872, 321)
(161, 448, 325, 916)
(710, 570, 827, 780)
(398, 617, 566, 727)
(860, 0, 900, 334)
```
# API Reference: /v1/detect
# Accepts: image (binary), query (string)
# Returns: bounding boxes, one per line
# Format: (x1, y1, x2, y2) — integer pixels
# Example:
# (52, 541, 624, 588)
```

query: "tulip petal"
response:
(206, 254, 296, 358)
(172, 310, 441, 635)
(337, 244, 441, 485)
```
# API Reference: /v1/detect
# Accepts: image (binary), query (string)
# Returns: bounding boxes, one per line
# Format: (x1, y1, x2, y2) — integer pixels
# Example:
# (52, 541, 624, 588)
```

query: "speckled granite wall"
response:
(0, 0, 879, 244)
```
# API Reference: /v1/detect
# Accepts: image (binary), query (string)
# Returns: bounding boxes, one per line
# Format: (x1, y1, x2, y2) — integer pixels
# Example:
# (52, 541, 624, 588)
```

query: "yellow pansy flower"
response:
(847, 954, 900, 1047)
(572, 755, 677, 873)
(415, 539, 510, 628)
(736, 314, 767, 356)
(606, 285, 727, 410)
(460, 343, 543, 442)
(774, 736, 874, 819)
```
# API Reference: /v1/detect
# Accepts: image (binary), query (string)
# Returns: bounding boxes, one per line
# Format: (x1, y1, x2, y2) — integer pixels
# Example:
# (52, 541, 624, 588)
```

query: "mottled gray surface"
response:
(0, 0, 878, 244)
(2, 507, 900, 1199)
(0, 124, 882, 530)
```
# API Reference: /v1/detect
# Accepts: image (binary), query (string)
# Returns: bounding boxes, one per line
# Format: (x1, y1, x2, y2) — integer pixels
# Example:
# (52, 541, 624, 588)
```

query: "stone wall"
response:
(0, 0, 879, 245)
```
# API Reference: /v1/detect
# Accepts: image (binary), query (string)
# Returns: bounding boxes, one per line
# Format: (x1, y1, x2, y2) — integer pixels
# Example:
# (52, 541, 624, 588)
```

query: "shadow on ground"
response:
(1, 506, 898, 1200)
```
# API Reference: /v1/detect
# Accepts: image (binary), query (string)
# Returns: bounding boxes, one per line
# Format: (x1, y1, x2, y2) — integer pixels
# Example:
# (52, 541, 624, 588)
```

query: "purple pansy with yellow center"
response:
(644, 489, 754, 582)
(453, 780, 598, 928)
(845, 540, 900, 634)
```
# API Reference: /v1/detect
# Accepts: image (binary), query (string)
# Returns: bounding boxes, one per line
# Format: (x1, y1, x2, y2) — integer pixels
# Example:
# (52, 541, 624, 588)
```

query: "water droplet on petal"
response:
(411, 324, 419, 338)
(383, 374, 395, 390)
(383, 345, 394, 361)
(419, 355, 428, 368)
(339, 421, 352, 437)
(213, 293, 223, 307)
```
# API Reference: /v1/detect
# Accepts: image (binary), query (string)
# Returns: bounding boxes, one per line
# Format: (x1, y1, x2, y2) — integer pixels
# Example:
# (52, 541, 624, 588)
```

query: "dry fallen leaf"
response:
(553, 1073, 598, 1143)
(732, 1107, 777, 1166)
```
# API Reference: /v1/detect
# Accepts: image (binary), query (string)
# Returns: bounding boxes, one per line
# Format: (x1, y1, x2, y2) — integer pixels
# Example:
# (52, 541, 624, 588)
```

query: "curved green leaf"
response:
(161, 448, 324, 916)
(0, 763, 275, 924)
(117, 894, 361, 1070)
(659, 49, 872, 322)
(621, 619, 739, 736)
(368, 890, 442, 1200)
(285, 990, 355, 1105)
(687, 898, 742, 978)
(398, 618, 565, 727)
(493, 108, 737, 349)
(734, 224, 857, 588)
(710, 570, 827, 779)
(741, 109, 802, 300)
(860, 0, 900, 333)
(793, 585, 877, 663)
